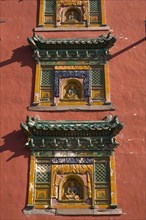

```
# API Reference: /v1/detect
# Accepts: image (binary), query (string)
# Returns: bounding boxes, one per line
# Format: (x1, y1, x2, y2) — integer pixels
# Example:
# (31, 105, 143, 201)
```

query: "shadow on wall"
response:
(1, 129, 31, 208)
(0, 45, 35, 68)
(0, 45, 36, 107)
(0, 130, 29, 161)
(109, 37, 146, 60)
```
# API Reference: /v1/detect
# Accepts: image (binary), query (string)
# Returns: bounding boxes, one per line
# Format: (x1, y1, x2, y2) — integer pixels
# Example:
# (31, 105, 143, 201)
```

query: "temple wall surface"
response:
(0, 0, 145, 219)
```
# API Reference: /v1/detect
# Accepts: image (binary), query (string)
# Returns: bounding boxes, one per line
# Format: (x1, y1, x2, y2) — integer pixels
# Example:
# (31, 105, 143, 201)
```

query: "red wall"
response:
(0, 0, 145, 220)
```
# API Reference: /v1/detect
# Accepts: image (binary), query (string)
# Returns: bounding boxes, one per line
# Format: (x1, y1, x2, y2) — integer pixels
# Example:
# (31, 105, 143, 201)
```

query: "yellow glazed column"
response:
(110, 154, 118, 207)
(101, 0, 106, 26)
(27, 153, 36, 207)
(38, 0, 44, 26)
(91, 159, 95, 209)
(33, 63, 41, 104)
(104, 64, 111, 104)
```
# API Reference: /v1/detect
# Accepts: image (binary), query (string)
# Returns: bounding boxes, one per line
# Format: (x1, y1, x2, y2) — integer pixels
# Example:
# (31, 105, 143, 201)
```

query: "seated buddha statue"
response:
(64, 85, 79, 99)
(66, 11, 79, 23)
(64, 181, 80, 200)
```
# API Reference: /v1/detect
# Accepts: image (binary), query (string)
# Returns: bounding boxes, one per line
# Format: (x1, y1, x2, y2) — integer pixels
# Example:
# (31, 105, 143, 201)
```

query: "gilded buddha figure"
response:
(64, 181, 80, 200)
(64, 85, 79, 99)
(66, 10, 79, 23)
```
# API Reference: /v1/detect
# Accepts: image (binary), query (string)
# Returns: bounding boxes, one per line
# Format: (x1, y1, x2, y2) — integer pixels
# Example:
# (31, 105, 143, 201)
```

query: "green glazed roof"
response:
(20, 115, 123, 152)
(20, 115, 123, 136)
(27, 32, 116, 50)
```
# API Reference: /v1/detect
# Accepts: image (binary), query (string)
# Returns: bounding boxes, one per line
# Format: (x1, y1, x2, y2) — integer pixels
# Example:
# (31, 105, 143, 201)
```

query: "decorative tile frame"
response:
(21, 116, 123, 215)
(37, 0, 108, 30)
(27, 34, 116, 111)
(54, 70, 90, 97)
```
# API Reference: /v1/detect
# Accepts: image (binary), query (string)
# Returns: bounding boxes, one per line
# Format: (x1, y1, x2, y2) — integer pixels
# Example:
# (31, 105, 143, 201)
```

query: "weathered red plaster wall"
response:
(0, 0, 145, 220)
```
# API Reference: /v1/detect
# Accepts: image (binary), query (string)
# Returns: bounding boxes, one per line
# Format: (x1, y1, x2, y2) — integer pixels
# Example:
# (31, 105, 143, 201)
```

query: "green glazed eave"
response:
(20, 115, 123, 152)
(27, 33, 116, 62)
(27, 33, 116, 50)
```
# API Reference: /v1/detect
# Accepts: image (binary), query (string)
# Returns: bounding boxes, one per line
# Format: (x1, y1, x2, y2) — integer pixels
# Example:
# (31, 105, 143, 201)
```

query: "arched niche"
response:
(62, 7, 83, 23)
(59, 174, 85, 201)
(62, 79, 83, 100)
